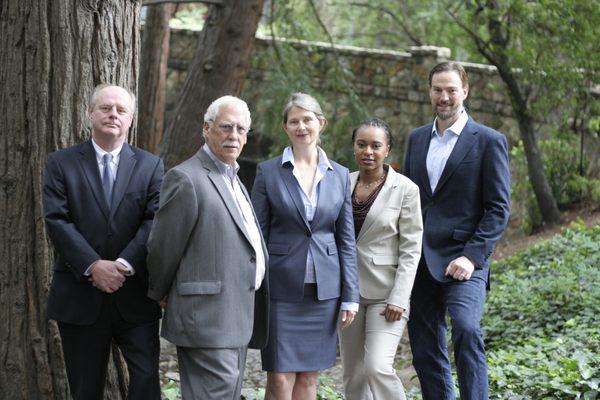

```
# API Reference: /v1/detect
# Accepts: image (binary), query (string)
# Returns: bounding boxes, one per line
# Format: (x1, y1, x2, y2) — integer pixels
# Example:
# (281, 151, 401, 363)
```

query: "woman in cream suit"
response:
(339, 119, 423, 400)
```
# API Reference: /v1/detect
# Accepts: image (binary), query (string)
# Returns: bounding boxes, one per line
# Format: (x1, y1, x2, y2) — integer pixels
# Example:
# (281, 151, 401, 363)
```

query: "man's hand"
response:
(380, 304, 405, 322)
(88, 260, 128, 293)
(445, 256, 475, 281)
(340, 310, 356, 330)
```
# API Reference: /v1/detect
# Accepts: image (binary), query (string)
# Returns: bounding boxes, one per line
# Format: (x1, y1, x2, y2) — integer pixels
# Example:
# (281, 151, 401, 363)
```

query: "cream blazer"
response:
(350, 165, 423, 315)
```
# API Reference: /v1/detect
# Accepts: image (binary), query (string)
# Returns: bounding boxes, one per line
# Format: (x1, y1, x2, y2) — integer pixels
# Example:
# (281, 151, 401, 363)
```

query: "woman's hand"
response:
(340, 310, 356, 330)
(380, 304, 405, 322)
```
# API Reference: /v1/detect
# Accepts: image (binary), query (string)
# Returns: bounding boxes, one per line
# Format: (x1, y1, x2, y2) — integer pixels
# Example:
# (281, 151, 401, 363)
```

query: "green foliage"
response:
(161, 380, 181, 400)
(484, 222, 600, 398)
(317, 375, 345, 399)
(510, 137, 600, 232)
(252, 38, 369, 167)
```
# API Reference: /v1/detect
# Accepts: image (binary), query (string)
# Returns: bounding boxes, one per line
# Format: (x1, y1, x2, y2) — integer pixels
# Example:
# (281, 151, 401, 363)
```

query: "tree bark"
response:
(488, 55, 563, 228)
(0, 1, 140, 398)
(159, 0, 265, 169)
(138, 3, 177, 153)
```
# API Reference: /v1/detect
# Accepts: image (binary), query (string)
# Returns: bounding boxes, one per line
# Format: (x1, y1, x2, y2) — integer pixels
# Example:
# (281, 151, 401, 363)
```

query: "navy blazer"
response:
(43, 140, 163, 325)
(403, 117, 510, 283)
(251, 155, 359, 303)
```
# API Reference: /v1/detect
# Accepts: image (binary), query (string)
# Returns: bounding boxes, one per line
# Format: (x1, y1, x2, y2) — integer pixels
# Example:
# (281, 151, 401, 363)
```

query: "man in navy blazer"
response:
(43, 84, 163, 400)
(404, 62, 510, 400)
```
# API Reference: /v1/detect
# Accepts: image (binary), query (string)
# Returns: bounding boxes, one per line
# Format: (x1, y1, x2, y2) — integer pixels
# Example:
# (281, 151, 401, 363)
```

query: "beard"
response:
(435, 103, 462, 120)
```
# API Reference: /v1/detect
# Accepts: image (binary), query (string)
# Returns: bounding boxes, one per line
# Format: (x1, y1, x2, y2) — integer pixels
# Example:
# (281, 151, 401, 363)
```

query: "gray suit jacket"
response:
(350, 166, 422, 316)
(147, 150, 268, 349)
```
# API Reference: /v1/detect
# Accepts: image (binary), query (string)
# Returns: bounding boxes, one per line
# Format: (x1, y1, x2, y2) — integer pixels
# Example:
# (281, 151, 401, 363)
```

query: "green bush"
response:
(510, 138, 600, 233)
(485, 222, 600, 399)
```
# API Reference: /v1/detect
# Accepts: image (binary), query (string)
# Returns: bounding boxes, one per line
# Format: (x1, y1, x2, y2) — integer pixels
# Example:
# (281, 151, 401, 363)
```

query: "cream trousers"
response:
(339, 302, 408, 400)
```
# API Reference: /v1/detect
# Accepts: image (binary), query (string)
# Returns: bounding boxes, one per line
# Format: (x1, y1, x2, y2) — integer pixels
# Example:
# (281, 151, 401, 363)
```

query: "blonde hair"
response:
(282, 93, 326, 124)
(89, 84, 136, 114)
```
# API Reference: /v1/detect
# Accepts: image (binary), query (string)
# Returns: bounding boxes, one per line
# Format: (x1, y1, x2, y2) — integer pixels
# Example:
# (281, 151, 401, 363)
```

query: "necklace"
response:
(357, 172, 386, 189)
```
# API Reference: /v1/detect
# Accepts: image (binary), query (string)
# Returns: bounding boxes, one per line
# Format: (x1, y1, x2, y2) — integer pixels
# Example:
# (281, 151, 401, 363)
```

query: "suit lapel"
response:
(357, 169, 397, 242)
(279, 163, 311, 230)
(110, 143, 136, 216)
(414, 128, 433, 198)
(198, 151, 253, 245)
(434, 119, 478, 195)
(311, 167, 336, 228)
(78, 141, 110, 219)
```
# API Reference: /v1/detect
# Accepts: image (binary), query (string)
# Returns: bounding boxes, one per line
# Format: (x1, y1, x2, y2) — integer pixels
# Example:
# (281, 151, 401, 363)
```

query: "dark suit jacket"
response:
(43, 140, 163, 325)
(403, 117, 510, 284)
(251, 155, 359, 303)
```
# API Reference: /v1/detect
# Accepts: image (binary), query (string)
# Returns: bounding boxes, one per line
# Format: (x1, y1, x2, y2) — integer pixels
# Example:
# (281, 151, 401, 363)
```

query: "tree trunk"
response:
(515, 111, 562, 227)
(493, 64, 563, 228)
(159, 0, 265, 169)
(0, 1, 140, 399)
(138, 3, 176, 154)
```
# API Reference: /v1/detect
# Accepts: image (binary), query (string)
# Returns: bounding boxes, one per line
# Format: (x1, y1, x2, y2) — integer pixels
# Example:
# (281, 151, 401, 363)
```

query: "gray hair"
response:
(89, 83, 136, 114)
(203, 95, 251, 126)
(282, 93, 326, 124)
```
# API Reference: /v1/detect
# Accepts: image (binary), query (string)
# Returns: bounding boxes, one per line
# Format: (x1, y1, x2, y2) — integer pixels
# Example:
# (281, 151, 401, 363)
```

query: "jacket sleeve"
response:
(461, 133, 511, 268)
(146, 168, 198, 301)
(118, 157, 164, 276)
(386, 182, 423, 309)
(43, 153, 100, 279)
(336, 168, 360, 303)
(250, 163, 270, 244)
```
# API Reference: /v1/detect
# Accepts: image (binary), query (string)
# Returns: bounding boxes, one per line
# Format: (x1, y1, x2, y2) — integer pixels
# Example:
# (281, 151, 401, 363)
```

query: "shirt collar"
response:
(431, 109, 469, 138)
(281, 146, 333, 171)
(202, 144, 240, 177)
(91, 138, 123, 164)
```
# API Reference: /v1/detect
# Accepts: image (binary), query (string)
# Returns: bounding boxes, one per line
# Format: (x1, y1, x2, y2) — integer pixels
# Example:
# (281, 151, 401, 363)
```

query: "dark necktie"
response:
(102, 153, 114, 207)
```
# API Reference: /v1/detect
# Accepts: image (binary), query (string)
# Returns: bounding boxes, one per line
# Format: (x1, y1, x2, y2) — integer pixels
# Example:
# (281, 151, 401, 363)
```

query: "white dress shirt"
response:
(426, 110, 469, 193)
(203, 145, 266, 290)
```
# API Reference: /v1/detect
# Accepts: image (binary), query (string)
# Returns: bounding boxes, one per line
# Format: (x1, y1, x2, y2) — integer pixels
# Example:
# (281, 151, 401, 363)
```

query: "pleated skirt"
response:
(261, 284, 340, 372)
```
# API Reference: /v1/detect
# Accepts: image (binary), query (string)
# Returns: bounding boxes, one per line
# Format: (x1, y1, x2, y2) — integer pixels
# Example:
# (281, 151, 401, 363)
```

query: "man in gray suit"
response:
(147, 95, 268, 399)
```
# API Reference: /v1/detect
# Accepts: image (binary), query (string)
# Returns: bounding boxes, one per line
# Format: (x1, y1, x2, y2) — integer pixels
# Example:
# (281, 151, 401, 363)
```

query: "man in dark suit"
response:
(43, 84, 163, 400)
(404, 62, 511, 400)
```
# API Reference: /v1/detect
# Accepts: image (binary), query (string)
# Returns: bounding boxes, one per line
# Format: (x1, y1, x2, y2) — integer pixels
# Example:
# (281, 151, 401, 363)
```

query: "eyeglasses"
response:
(215, 123, 252, 136)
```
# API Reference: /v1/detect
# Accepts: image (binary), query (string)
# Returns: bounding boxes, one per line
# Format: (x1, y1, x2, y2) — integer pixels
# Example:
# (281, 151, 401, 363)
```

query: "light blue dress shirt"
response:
(426, 110, 469, 193)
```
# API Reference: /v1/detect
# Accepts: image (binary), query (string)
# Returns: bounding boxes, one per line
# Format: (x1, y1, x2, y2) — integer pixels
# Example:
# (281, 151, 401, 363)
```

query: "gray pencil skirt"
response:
(261, 284, 340, 372)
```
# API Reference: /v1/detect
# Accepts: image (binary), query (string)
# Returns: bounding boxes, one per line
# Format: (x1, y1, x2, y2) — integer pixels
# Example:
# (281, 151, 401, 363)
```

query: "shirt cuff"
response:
(116, 258, 135, 275)
(340, 302, 359, 312)
(84, 261, 97, 276)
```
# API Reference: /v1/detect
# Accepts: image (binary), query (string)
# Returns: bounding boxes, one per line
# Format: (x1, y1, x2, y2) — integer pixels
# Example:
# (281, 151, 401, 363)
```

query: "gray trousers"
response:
(177, 346, 247, 400)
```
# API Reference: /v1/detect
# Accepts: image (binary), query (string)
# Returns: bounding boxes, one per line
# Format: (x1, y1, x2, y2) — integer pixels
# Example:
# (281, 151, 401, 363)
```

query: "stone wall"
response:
(166, 29, 518, 175)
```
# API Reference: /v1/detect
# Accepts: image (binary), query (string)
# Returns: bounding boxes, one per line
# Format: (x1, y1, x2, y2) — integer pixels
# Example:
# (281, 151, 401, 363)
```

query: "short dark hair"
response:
(428, 62, 469, 88)
(351, 118, 393, 149)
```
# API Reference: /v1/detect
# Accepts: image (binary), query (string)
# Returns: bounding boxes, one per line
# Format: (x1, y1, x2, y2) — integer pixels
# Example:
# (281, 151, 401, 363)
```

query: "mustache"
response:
(222, 140, 240, 148)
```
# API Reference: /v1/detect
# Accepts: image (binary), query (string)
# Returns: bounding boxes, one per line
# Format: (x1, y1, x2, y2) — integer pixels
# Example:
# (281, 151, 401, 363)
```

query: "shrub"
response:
(485, 222, 600, 398)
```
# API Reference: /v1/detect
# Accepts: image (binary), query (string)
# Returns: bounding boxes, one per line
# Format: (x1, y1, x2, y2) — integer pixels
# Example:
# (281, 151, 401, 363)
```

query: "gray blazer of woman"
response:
(350, 165, 423, 315)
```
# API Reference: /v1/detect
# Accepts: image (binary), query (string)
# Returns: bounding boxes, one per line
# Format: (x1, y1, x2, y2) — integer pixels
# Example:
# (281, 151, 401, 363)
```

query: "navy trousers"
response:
(408, 263, 488, 400)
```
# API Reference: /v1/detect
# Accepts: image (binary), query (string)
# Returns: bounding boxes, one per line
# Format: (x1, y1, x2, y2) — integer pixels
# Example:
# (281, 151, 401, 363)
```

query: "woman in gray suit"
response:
(251, 93, 359, 399)
(339, 119, 423, 400)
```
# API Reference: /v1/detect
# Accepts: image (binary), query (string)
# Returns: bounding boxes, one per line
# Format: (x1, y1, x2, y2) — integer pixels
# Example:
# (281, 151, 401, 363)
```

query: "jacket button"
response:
(250, 257, 256, 263)
(307, 232, 312, 237)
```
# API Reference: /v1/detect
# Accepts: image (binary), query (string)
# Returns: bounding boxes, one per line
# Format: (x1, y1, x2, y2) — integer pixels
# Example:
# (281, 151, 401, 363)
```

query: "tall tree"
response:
(159, 0, 265, 169)
(0, 1, 140, 398)
(445, 0, 600, 227)
(138, 3, 177, 153)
